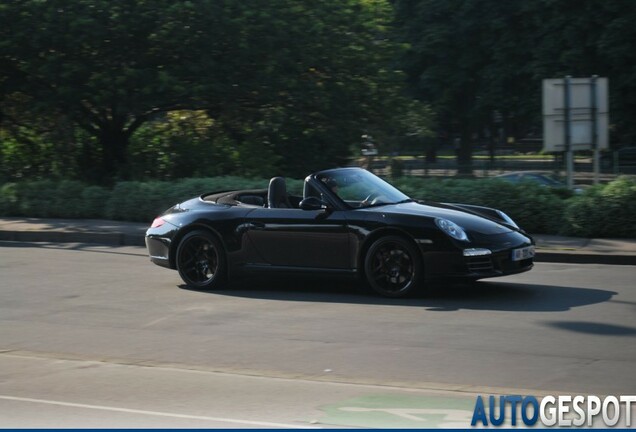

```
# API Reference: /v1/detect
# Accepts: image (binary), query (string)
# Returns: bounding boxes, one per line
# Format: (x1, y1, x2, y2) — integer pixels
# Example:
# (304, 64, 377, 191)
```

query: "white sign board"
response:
(542, 77, 609, 152)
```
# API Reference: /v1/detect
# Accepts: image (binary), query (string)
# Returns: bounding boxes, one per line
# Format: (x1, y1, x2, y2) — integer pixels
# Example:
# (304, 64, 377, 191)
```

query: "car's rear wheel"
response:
(176, 230, 226, 290)
(364, 235, 423, 298)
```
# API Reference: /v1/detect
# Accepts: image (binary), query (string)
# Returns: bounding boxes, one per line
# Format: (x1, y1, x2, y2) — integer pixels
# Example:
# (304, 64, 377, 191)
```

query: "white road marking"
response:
(0, 395, 319, 429)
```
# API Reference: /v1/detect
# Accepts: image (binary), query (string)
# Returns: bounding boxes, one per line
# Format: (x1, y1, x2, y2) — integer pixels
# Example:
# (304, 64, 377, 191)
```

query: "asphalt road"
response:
(1, 241, 635, 428)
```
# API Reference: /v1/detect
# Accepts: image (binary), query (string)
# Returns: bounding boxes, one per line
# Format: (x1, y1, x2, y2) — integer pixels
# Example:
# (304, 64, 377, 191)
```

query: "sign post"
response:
(564, 76, 573, 188)
(591, 75, 599, 184)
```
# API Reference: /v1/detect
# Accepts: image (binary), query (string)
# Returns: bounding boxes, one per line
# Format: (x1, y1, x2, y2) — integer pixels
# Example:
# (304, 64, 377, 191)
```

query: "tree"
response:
(395, 0, 540, 174)
(1, 0, 429, 181)
(527, 0, 636, 146)
(394, 0, 636, 172)
(1, 1, 238, 180)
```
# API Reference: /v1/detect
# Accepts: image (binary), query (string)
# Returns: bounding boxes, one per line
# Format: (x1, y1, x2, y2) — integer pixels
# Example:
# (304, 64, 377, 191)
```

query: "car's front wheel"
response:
(176, 230, 226, 290)
(364, 235, 423, 298)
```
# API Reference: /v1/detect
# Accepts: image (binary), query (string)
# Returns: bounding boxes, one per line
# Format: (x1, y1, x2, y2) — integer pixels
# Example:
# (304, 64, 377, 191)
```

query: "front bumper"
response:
(463, 248, 534, 278)
(424, 250, 533, 279)
(146, 235, 172, 268)
(423, 231, 534, 280)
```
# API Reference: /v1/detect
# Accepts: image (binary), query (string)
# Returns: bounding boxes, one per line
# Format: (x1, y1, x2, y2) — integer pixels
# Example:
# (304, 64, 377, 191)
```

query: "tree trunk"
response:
(98, 126, 129, 182)
(457, 127, 473, 177)
(452, 93, 475, 177)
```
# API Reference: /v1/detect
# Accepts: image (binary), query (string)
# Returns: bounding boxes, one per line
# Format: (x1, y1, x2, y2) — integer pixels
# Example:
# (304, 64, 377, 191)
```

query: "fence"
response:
(364, 155, 636, 183)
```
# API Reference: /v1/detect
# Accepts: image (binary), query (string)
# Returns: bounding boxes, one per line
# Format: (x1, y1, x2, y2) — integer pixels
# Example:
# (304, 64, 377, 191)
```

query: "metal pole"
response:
(591, 75, 599, 185)
(564, 76, 574, 189)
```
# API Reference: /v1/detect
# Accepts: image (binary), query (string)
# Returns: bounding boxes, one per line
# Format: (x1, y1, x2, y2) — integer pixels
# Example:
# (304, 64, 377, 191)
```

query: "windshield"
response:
(316, 168, 410, 208)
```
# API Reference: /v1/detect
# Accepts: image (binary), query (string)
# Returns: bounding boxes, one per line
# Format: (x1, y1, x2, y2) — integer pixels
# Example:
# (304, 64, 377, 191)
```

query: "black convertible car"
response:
(146, 167, 534, 297)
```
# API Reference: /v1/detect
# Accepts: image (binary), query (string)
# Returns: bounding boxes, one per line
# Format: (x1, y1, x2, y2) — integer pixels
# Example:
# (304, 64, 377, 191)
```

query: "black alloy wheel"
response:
(176, 230, 226, 290)
(364, 235, 423, 297)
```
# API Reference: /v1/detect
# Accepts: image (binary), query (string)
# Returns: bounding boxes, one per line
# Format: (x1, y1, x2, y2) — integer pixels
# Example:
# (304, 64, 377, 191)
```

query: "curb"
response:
(2, 229, 635, 266)
(534, 251, 636, 266)
(0, 230, 146, 247)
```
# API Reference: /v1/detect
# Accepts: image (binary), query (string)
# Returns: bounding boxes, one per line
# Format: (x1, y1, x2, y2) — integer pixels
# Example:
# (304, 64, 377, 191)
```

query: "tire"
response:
(364, 235, 423, 298)
(176, 230, 226, 290)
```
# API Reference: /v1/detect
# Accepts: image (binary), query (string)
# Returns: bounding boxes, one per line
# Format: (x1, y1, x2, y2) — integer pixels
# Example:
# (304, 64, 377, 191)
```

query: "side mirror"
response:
(299, 196, 329, 211)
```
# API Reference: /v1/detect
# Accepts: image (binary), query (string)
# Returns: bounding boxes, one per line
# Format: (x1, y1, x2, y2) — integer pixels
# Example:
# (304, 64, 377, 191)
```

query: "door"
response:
(244, 208, 351, 270)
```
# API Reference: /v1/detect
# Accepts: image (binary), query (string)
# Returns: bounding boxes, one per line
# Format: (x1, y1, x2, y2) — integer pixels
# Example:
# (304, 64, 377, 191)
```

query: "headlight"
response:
(435, 218, 469, 242)
(496, 210, 519, 229)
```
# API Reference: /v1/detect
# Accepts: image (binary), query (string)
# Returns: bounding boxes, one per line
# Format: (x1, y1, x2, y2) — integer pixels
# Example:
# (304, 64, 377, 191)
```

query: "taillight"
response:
(151, 217, 165, 228)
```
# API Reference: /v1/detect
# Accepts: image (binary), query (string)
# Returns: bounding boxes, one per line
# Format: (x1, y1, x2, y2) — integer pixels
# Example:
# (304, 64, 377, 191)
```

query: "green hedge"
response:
(392, 177, 567, 235)
(0, 175, 634, 238)
(0, 176, 302, 222)
(563, 177, 636, 238)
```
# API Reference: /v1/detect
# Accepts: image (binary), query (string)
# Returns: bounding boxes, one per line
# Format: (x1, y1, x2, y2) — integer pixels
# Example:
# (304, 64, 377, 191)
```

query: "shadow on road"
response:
(420, 281, 617, 312)
(541, 321, 636, 336)
(180, 276, 616, 313)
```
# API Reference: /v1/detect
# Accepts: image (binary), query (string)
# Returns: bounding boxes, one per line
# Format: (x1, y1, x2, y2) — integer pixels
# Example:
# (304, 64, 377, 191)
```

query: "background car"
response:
(146, 167, 534, 298)
(493, 170, 565, 186)
(493, 170, 585, 194)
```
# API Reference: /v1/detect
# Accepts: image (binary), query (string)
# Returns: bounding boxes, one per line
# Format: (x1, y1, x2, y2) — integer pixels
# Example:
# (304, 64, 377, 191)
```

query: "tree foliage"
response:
(6, 1, 634, 184)
(395, 0, 636, 168)
(0, 0, 429, 182)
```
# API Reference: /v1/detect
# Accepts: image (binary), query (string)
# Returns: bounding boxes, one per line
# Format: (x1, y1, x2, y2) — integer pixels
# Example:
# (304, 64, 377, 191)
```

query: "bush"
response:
(104, 177, 286, 222)
(15, 179, 58, 218)
(564, 177, 636, 238)
(0, 183, 18, 215)
(393, 177, 566, 234)
(80, 186, 110, 218)
(0, 176, 634, 238)
(106, 181, 166, 222)
(51, 180, 85, 218)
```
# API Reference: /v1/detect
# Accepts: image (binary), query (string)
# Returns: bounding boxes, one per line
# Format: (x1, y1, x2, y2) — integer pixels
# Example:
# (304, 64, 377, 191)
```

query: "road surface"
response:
(1, 241, 634, 428)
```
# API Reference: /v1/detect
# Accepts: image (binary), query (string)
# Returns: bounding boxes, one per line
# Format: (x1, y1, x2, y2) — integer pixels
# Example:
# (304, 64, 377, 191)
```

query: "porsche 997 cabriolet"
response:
(146, 167, 534, 297)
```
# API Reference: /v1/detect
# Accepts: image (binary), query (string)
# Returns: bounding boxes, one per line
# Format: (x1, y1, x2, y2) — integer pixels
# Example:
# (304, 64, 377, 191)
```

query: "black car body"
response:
(146, 167, 534, 297)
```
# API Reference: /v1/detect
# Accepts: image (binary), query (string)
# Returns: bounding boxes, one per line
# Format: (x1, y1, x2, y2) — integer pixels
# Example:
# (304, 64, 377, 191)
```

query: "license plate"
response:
(512, 245, 535, 261)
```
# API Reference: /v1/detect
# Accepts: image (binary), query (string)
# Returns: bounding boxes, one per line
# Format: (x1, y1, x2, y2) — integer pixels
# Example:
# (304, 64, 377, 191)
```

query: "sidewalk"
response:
(1, 217, 635, 265)
(0, 218, 147, 247)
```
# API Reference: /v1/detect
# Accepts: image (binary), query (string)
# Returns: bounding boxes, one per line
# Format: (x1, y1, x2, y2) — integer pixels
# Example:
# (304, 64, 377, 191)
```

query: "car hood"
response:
(366, 201, 513, 235)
